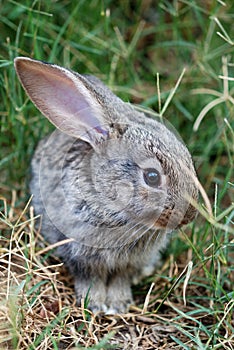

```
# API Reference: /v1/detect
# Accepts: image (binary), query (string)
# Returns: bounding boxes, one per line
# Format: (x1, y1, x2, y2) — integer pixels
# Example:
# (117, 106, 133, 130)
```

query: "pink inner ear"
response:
(31, 68, 96, 124)
(17, 60, 109, 139)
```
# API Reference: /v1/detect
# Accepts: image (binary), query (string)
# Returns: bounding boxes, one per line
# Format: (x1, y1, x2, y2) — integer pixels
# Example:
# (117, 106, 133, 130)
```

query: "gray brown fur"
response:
(14, 57, 198, 314)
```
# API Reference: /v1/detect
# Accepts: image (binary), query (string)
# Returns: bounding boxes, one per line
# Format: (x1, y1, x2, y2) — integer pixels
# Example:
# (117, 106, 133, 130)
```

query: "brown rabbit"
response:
(15, 57, 198, 314)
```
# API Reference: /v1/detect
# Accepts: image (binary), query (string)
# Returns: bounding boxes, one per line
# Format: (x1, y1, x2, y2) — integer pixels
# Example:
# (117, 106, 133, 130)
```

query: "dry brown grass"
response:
(1, 189, 233, 350)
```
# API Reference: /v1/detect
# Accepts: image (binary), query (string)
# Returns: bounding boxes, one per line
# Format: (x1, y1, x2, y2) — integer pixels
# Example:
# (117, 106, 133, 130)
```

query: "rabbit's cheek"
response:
(132, 187, 168, 222)
(102, 180, 135, 212)
(91, 170, 135, 213)
(138, 188, 149, 201)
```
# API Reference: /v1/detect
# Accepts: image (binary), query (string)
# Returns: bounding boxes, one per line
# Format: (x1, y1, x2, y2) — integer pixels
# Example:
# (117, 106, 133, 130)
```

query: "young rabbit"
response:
(14, 57, 198, 314)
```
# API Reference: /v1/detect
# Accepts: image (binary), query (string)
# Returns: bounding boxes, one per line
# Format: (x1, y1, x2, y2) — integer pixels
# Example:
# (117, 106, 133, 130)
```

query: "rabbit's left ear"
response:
(14, 57, 110, 146)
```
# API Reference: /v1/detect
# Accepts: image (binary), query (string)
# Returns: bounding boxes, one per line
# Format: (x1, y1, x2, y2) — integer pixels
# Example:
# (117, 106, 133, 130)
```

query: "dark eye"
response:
(143, 168, 161, 188)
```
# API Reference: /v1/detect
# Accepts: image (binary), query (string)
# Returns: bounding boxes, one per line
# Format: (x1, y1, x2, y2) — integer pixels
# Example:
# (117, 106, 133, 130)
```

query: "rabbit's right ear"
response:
(14, 57, 110, 146)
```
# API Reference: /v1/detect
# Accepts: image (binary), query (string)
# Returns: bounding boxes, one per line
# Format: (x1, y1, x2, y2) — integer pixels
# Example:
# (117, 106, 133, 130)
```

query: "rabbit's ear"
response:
(14, 57, 109, 146)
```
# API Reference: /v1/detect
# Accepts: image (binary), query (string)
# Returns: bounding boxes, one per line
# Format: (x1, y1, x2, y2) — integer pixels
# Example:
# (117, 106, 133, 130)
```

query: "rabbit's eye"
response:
(143, 168, 161, 188)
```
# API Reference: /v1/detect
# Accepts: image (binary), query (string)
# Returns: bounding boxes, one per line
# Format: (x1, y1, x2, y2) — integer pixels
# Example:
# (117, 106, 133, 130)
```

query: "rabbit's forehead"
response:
(123, 122, 178, 148)
(121, 125, 178, 159)
(103, 134, 165, 173)
(103, 122, 191, 175)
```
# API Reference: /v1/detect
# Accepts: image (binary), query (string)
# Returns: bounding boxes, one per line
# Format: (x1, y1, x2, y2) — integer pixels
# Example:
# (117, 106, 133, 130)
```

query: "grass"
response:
(0, 0, 233, 349)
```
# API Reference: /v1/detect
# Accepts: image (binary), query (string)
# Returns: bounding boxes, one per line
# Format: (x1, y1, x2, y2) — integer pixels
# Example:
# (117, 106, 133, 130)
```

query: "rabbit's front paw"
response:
(74, 277, 107, 313)
(104, 299, 132, 315)
(87, 302, 109, 314)
(105, 275, 133, 314)
(75, 275, 133, 314)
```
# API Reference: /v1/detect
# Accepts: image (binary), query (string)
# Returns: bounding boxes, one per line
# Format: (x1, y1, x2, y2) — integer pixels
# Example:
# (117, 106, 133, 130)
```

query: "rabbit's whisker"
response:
(127, 222, 156, 252)
(142, 228, 163, 254)
(119, 219, 150, 244)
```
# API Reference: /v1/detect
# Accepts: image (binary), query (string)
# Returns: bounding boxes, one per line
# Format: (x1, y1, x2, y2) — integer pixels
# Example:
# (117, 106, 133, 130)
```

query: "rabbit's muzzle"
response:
(154, 202, 197, 230)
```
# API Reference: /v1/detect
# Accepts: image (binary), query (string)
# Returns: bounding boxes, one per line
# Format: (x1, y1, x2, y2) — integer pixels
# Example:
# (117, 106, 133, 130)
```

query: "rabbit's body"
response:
(15, 57, 198, 313)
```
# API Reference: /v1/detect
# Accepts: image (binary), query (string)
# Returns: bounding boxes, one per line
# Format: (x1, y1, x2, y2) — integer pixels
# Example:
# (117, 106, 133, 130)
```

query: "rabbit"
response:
(14, 57, 198, 314)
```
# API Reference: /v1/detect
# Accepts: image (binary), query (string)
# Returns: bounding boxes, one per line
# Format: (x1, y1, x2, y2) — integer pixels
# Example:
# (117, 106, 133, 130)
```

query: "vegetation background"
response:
(0, 0, 233, 349)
